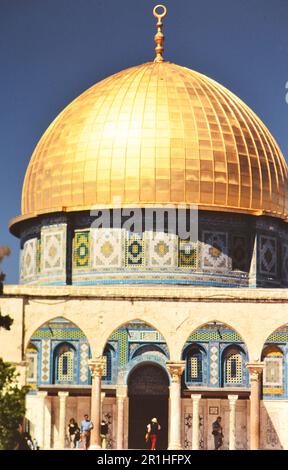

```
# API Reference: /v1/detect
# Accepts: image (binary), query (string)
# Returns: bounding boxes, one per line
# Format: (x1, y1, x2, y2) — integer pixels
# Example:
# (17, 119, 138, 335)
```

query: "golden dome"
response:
(12, 60, 288, 230)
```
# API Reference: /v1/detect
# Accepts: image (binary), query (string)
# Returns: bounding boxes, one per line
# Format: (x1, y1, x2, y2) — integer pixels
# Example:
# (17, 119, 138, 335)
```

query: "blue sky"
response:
(0, 0, 288, 283)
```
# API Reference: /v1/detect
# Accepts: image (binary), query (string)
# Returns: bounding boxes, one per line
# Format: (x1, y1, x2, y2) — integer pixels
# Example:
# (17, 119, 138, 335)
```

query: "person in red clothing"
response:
(146, 417, 161, 450)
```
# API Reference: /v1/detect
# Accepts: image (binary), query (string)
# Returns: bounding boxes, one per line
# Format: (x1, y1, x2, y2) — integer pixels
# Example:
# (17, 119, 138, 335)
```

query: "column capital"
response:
(58, 391, 69, 399)
(228, 394, 238, 405)
(246, 362, 265, 381)
(37, 391, 48, 398)
(166, 361, 185, 383)
(89, 357, 106, 377)
(191, 393, 202, 402)
(101, 392, 106, 403)
(116, 385, 128, 399)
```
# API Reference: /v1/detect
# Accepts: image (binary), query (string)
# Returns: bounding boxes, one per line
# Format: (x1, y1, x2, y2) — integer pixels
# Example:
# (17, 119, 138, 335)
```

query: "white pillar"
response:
(89, 358, 106, 450)
(228, 395, 238, 450)
(58, 391, 69, 449)
(246, 362, 264, 450)
(36, 391, 47, 449)
(167, 361, 185, 450)
(116, 386, 127, 450)
(191, 394, 201, 450)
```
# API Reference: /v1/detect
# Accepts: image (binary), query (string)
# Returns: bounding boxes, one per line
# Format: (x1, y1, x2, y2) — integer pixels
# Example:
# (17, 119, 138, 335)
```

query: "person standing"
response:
(80, 414, 94, 450)
(15, 423, 33, 450)
(100, 419, 109, 449)
(146, 417, 161, 450)
(67, 417, 80, 449)
(212, 416, 223, 450)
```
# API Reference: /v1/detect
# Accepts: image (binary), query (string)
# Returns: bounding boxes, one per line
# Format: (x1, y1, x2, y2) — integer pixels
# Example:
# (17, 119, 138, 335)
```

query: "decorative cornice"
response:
(4, 284, 288, 303)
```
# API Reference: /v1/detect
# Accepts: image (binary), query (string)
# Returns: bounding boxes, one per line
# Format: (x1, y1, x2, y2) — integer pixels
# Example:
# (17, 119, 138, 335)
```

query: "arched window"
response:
(54, 343, 75, 384)
(223, 346, 244, 386)
(262, 345, 284, 395)
(184, 345, 205, 384)
(102, 346, 113, 382)
(26, 343, 38, 384)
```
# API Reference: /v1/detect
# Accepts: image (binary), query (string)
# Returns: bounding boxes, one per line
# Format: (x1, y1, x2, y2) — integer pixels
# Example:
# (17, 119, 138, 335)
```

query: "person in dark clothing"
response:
(67, 418, 80, 449)
(146, 418, 161, 450)
(212, 416, 223, 450)
(100, 419, 109, 449)
(15, 423, 33, 450)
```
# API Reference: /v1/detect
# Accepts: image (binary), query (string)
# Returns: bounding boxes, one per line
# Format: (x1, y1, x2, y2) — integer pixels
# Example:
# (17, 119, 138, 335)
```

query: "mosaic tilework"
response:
(179, 239, 198, 269)
(79, 342, 89, 383)
(263, 349, 283, 395)
(281, 243, 288, 283)
(41, 340, 51, 383)
(125, 233, 144, 267)
(259, 235, 277, 275)
(36, 239, 41, 274)
(109, 330, 128, 367)
(41, 225, 66, 274)
(57, 350, 73, 382)
(187, 352, 203, 382)
(188, 330, 241, 342)
(202, 231, 228, 271)
(73, 231, 89, 269)
(232, 235, 247, 271)
(145, 232, 177, 269)
(128, 330, 163, 342)
(225, 352, 242, 384)
(21, 238, 37, 281)
(91, 228, 124, 269)
(209, 344, 218, 386)
(33, 328, 86, 340)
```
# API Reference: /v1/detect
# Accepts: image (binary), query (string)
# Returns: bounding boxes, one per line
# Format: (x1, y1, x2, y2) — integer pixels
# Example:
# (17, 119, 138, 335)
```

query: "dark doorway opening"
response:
(128, 363, 169, 450)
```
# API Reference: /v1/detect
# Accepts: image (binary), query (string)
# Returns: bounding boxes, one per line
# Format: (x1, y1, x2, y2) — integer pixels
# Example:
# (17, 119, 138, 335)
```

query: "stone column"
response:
(228, 395, 238, 450)
(167, 361, 185, 450)
(36, 391, 47, 449)
(89, 358, 106, 450)
(116, 386, 127, 450)
(191, 394, 201, 450)
(58, 391, 69, 449)
(246, 362, 264, 450)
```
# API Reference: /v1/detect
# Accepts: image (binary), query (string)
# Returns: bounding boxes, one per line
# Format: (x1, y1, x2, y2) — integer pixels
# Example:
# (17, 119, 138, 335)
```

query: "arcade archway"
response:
(128, 363, 169, 450)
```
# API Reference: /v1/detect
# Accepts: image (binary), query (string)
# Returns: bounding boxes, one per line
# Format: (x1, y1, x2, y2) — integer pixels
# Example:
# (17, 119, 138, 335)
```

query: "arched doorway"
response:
(128, 363, 169, 449)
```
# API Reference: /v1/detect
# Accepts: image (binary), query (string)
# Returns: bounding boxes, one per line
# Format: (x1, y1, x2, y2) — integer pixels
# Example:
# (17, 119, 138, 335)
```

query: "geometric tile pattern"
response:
(225, 351, 242, 384)
(231, 235, 247, 271)
(36, 238, 41, 274)
(125, 233, 144, 267)
(187, 351, 202, 382)
(202, 231, 228, 271)
(146, 232, 177, 268)
(263, 349, 283, 392)
(79, 342, 89, 383)
(179, 239, 197, 269)
(91, 228, 124, 269)
(21, 237, 37, 281)
(259, 235, 277, 275)
(209, 344, 219, 385)
(41, 225, 66, 273)
(57, 350, 73, 382)
(73, 231, 89, 269)
(41, 339, 51, 382)
(281, 242, 288, 282)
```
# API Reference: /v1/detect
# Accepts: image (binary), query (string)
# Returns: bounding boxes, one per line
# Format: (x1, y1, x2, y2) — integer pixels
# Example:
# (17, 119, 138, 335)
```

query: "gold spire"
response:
(153, 4, 167, 62)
